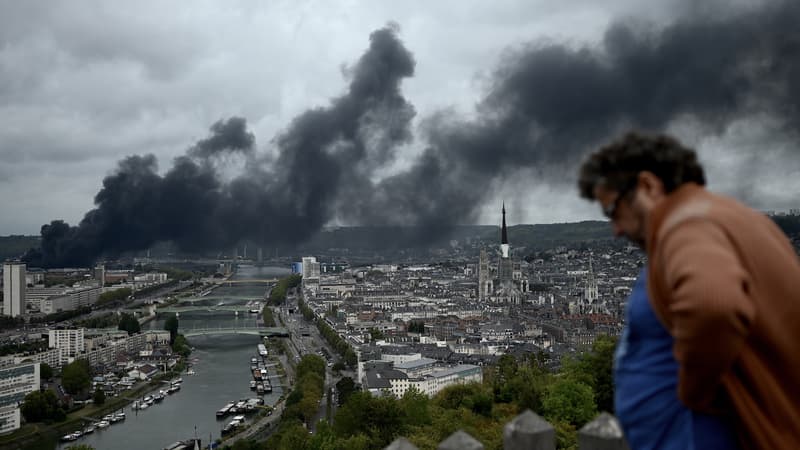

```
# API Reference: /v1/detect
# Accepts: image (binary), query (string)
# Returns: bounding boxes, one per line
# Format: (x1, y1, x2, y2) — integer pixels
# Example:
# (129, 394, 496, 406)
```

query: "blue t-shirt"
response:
(614, 268, 738, 450)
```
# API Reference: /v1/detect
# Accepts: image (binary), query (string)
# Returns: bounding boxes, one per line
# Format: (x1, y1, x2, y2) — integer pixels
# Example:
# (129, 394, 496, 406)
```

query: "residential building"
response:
(0, 362, 40, 434)
(2, 263, 26, 317)
(49, 328, 85, 363)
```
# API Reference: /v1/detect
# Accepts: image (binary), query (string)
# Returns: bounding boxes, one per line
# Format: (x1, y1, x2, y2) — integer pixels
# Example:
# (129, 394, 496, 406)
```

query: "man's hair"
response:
(578, 132, 706, 200)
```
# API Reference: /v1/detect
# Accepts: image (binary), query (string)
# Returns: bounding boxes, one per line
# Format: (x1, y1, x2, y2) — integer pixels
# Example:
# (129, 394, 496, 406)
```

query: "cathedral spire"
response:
(501, 202, 508, 245)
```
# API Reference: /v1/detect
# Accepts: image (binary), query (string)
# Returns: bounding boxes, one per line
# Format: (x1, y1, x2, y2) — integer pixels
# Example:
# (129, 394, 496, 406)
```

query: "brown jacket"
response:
(646, 183, 800, 449)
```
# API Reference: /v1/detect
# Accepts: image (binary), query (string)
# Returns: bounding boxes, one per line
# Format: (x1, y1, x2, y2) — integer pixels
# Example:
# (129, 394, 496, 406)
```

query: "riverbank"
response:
(216, 338, 294, 447)
(0, 357, 191, 450)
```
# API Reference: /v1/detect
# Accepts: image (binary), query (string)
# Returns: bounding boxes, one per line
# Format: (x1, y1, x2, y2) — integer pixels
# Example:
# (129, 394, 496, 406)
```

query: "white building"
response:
(416, 365, 483, 397)
(318, 279, 355, 297)
(12, 348, 62, 369)
(2, 263, 26, 317)
(24, 286, 67, 312)
(301, 257, 321, 291)
(0, 362, 40, 434)
(394, 357, 438, 378)
(49, 328, 85, 364)
(133, 272, 167, 289)
(40, 286, 102, 314)
(362, 360, 483, 399)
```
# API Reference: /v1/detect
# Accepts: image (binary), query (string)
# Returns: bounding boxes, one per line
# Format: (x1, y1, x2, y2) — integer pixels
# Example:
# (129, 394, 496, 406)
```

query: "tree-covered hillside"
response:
(0, 235, 39, 261)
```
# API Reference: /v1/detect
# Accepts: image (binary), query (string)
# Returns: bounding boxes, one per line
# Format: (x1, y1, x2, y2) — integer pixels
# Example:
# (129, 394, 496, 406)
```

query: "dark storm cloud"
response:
(26, 1, 800, 266)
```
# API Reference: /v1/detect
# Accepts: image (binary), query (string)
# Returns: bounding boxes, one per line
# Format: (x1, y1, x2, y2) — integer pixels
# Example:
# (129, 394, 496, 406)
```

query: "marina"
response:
(55, 265, 290, 450)
(59, 410, 126, 442)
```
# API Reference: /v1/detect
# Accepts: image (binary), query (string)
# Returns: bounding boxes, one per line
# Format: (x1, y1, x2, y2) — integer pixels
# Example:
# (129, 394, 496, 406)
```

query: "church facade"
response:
(477, 204, 529, 304)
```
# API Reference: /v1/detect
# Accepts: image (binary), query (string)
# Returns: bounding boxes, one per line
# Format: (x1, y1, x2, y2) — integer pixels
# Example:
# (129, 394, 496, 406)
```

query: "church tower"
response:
(478, 248, 492, 300)
(498, 203, 514, 289)
(581, 254, 600, 313)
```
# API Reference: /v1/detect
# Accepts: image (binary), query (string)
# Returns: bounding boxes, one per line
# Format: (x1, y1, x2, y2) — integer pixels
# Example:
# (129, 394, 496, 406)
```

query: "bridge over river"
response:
(212, 278, 280, 284)
(179, 295, 264, 303)
(180, 326, 289, 338)
(156, 305, 256, 314)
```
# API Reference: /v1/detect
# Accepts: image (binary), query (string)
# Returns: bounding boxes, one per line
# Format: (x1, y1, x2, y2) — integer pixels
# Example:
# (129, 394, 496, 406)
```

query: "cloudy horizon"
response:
(2, 1, 799, 255)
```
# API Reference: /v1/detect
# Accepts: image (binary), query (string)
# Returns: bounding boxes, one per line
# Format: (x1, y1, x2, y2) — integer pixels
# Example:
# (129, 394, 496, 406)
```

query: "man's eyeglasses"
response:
(602, 184, 635, 220)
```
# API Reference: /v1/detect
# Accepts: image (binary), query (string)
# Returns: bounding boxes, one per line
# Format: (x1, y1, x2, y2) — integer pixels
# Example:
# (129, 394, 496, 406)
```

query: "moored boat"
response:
(217, 402, 235, 418)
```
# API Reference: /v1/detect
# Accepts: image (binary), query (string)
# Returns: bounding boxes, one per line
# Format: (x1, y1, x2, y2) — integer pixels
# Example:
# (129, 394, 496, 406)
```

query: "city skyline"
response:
(1, 0, 799, 243)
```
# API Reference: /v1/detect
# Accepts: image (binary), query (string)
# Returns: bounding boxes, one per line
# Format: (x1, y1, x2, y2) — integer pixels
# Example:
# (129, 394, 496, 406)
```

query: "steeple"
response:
(500, 202, 510, 259)
(501, 202, 508, 245)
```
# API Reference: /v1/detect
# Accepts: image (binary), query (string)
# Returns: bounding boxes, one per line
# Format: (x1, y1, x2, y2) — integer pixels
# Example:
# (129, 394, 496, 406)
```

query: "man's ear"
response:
(637, 171, 666, 201)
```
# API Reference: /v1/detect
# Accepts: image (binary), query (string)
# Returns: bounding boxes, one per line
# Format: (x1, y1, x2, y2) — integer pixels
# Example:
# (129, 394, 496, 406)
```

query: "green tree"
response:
(277, 422, 310, 450)
(92, 388, 106, 405)
(343, 347, 357, 368)
(435, 383, 493, 417)
(400, 386, 430, 426)
(164, 314, 179, 344)
(541, 378, 597, 427)
(172, 334, 191, 357)
(262, 307, 275, 327)
(552, 420, 578, 450)
(117, 312, 140, 335)
(95, 287, 132, 307)
(21, 390, 63, 423)
(333, 392, 406, 448)
(368, 328, 384, 341)
(286, 274, 302, 289)
(335, 377, 357, 407)
(61, 359, 91, 396)
(493, 354, 520, 403)
(560, 334, 616, 413)
(40, 362, 53, 380)
(582, 335, 616, 413)
(296, 355, 326, 383)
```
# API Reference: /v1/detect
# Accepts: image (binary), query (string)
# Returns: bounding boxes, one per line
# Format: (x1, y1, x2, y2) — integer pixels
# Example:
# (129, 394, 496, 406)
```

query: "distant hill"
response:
(0, 235, 39, 262)
(4, 215, 797, 263)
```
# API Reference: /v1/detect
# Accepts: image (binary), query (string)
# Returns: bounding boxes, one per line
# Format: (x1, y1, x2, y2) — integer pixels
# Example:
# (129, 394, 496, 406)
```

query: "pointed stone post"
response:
(503, 409, 555, 450)
(578, 412, 630, 450)
(437, 430, 484, 450)
(385, 437, 419, 450)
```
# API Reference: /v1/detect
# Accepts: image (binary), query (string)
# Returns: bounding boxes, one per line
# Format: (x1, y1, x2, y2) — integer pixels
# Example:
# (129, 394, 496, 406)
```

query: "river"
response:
(58, 265, 290, 450)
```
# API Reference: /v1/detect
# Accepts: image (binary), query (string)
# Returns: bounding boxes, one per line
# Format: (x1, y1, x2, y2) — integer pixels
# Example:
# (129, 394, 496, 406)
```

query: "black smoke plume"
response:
(188, 117, 254, 159)
(352, 0, 800, 237)
(26, 1, 800, 267)
(26, 25, 416, 267)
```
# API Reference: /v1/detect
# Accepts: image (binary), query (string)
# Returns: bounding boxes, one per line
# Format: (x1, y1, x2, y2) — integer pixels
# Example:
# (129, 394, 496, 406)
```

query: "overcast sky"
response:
(1, 0, 798, 236)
